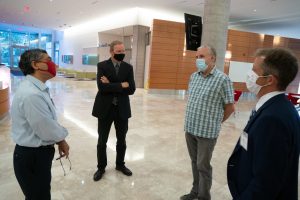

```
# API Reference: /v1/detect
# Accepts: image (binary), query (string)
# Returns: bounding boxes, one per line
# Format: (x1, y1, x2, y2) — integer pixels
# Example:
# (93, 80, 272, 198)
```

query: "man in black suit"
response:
(227, 48, 300, 199)
(92, 40, 136, 181)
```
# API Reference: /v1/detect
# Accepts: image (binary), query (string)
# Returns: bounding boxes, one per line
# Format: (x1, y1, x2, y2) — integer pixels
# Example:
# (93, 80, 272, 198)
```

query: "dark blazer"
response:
(92, 58, 135, 120)
(227, 94, 300, 200)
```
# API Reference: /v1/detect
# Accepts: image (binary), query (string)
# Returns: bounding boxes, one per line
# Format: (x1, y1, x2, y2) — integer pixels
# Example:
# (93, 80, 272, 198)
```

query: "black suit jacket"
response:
(92, 58, 135, 120)
(227, 94, 300, 200)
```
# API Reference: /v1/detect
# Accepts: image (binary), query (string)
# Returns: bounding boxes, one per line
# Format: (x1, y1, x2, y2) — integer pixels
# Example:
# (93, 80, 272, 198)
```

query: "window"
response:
(29, 33, 39, 49)
(40, 34, 52, 55)
(11, 32, 29, 46)
(0, 31, 10, 66)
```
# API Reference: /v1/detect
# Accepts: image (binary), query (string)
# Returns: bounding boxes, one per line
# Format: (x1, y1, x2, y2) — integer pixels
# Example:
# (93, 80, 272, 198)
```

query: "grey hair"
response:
(19, 49, 47, 75)
(197, 44, 217, 58)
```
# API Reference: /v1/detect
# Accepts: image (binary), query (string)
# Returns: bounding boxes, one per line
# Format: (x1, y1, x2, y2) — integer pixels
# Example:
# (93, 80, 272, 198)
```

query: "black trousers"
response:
(13, 144, 55, 200)
(97, 105, 128, 169)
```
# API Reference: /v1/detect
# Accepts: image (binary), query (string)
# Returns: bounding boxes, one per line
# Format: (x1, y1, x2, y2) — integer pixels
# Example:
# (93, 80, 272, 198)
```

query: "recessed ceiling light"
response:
(23, 5, 30, 12)
(253, 9, 257, 12)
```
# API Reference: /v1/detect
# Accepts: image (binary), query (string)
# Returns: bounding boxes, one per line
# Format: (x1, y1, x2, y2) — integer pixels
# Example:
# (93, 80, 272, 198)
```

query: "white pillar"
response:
(201, 0, 231, 71)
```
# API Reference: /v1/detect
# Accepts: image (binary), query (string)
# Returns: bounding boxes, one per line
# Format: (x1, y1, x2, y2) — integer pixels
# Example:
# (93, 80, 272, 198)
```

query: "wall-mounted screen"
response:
(82, 54, 99, 65)
(184, 13, 202, 51)
(62, 55, 73, 64)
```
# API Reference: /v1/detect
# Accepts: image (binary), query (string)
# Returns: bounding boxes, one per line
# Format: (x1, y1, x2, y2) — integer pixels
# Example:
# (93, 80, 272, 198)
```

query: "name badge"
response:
(240, 131, 248, 151)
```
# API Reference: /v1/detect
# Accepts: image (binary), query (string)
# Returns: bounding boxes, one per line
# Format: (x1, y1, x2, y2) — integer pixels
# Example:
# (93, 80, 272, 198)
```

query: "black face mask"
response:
(113, 53, 125, 61)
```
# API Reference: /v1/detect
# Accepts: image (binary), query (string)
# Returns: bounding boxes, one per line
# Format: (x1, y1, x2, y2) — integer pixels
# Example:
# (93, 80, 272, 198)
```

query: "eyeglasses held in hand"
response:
(56, 156, 72, 176)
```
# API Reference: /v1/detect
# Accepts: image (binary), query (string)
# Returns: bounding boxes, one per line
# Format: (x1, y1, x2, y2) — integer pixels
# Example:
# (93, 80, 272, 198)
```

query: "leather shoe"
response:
(93, 169, 105, 181)
(115, 165, 132, 176)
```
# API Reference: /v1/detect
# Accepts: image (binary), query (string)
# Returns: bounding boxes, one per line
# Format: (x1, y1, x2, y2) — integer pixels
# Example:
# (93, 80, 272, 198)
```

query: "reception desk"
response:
(0, 87, 9, 119)
(0, 64, 10, 119)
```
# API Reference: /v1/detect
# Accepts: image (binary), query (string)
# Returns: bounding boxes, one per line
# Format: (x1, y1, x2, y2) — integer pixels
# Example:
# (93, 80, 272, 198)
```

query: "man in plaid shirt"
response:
(181, 45, 234, 200)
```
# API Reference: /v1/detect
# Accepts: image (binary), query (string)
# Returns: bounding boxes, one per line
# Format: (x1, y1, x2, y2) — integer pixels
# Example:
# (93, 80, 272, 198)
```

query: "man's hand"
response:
(57, 140, 70, 158)
(100, 76, 110, 83)
(121, 82, 129, 88)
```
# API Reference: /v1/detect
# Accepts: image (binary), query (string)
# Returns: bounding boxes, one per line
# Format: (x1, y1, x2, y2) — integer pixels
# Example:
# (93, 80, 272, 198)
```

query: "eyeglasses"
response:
(56, 156, 72, 176)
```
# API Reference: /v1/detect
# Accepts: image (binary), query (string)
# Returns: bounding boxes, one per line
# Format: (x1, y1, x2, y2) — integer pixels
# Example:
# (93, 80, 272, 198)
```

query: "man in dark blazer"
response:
(227, 48, 300, 200)
(92, 40, 136, 181)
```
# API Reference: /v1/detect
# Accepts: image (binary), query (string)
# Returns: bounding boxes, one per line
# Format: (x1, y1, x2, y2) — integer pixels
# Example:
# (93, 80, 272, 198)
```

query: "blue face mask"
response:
(196, 58, 208, 71)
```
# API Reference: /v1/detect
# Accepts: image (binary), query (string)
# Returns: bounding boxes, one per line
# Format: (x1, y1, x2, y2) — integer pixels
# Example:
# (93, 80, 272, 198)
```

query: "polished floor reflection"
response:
(0, 77, 298, 200)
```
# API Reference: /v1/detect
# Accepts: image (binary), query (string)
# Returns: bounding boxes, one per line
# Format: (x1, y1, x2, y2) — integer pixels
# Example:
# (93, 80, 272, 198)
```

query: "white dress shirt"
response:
(11, 75, 68, 147)
(255, 91, 285, 111)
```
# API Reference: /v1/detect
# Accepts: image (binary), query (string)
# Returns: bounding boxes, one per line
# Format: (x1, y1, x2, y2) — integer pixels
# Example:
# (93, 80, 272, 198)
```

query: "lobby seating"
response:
(57, 68, 96, 80)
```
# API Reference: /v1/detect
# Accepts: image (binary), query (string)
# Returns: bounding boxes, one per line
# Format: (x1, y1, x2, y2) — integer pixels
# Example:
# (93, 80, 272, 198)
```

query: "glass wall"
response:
(29, 33, 39, 49)
(40, 34, 52, 56)
(11, 32, 29, 46)
(54, 42, 59, 65)
(0, 30, 53, 67)
(0, 31, 10, 66)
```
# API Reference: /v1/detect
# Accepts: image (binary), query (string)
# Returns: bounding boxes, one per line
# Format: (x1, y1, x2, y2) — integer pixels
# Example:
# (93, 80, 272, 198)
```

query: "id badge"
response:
(240, 131, 248, 151)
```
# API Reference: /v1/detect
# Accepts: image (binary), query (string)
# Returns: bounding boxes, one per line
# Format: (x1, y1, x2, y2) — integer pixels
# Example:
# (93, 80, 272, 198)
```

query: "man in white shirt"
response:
(11, 49, 69, 200)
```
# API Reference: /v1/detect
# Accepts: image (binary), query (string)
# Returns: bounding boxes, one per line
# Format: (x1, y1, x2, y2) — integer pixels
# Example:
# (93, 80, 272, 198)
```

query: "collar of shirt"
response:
(26, 75, 49, 92)
(112, 60, 121, 67)
(255, 91, 285, 111)
(198, 66, 217, 77)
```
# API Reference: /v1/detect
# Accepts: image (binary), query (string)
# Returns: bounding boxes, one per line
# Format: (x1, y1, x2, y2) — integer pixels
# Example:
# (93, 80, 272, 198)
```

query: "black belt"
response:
(16, 144, 54, 149)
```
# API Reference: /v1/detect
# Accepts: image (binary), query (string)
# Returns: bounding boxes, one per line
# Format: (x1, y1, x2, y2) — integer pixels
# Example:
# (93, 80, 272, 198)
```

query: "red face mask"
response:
(38, 61, 56, 77)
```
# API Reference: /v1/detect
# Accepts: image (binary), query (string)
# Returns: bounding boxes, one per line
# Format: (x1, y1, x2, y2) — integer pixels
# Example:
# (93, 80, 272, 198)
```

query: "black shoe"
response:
(180, 193, 198, 200)
(93, 169, 105, 181)
(115, 165, 132, 176)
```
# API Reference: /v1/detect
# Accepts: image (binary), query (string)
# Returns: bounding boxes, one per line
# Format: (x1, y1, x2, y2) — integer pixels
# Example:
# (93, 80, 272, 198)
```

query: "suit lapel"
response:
(232, 94, 285, 154)
(244, 94, 285, 131)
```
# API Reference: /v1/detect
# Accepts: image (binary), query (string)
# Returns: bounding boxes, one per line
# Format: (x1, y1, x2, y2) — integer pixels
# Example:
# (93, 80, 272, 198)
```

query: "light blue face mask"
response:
(196, 58, 208, 71)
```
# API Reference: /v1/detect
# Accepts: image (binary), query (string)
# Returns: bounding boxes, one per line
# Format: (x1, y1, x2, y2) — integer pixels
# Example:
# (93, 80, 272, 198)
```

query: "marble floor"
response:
(0, 76, 297, 200)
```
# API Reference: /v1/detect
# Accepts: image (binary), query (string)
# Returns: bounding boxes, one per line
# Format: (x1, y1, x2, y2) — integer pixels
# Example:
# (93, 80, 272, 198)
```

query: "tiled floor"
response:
(0, 76, 298, 200)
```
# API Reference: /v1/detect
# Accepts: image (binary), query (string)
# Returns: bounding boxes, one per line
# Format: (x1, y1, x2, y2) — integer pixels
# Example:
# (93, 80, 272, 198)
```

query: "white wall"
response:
(228, 61, 253, 82)
(59, 7, 186, 72)
(98, 33, 123, 62)
(60, 31, 98, 72)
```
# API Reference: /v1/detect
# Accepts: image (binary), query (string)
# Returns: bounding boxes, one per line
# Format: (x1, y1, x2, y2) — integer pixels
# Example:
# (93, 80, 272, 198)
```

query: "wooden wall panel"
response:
(0, 87, 9, 118)
(233, 83, 248, 92)
(148, 19, 300, 93)
(149, 19, 186, 89)
(287, 39, 300, 50)
(263, 35, 274, 47)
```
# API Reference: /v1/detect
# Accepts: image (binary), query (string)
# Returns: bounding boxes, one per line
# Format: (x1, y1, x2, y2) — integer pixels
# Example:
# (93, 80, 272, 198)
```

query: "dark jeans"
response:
(97, 105, 128, 169)
(13, 144, 55, 200)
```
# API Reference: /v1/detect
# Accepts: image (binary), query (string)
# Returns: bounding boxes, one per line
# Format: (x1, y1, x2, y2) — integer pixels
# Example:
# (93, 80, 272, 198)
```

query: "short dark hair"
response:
(255, 48, 299, 90)
(19, 49, 47, 75)
(109, 40, 123, 52)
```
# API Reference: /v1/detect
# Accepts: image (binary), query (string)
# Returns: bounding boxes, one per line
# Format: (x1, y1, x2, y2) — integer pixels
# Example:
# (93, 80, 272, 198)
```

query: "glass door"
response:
(10, 45, 28, 68)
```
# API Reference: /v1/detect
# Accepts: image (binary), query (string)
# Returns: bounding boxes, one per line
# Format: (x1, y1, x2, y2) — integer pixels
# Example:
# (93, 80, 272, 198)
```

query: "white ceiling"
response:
(0, 0, 300, 38)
